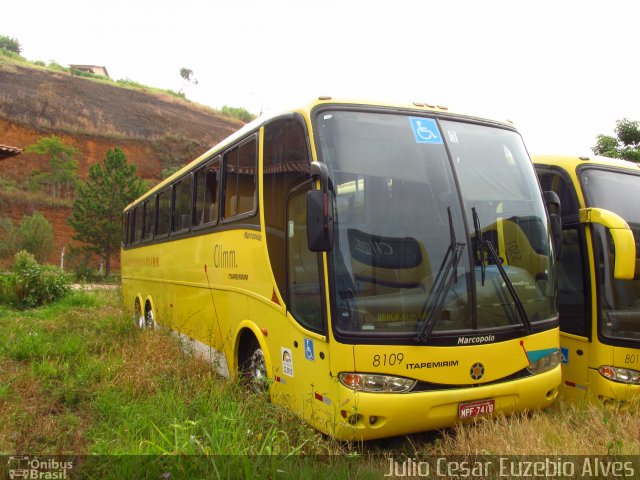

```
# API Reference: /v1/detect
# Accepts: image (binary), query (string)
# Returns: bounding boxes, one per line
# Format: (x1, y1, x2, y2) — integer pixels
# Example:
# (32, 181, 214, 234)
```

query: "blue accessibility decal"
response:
(409, 117, 443, 144)
(304, 338, 315, 361)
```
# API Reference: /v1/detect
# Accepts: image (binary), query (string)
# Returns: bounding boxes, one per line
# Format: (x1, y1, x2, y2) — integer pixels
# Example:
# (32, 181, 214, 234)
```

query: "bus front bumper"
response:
(331, 365, 561, 441)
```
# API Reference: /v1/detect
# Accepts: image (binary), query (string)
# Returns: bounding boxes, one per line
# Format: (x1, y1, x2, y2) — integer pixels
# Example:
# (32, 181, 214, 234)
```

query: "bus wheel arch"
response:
(237, 327, 271, 394)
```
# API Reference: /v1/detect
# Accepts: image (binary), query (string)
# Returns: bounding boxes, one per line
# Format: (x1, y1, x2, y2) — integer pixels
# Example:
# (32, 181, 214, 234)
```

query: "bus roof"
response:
(125, 97, 518, 211)
(532, 154, 640, 174)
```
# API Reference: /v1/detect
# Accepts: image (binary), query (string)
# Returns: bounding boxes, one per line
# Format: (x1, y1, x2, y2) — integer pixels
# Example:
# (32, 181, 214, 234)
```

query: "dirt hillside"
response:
(0, 60, 246, 270)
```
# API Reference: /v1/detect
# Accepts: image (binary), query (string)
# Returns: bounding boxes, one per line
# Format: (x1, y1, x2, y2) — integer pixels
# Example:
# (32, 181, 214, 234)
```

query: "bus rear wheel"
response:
(144, 304, 155, 329)
(134, 299, 145, 329)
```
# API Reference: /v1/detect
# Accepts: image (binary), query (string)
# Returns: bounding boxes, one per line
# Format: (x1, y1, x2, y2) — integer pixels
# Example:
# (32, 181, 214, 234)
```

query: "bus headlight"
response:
(339, 373, 416, 393)
(599, 365, 640, 385)
(527, 350, 562, 375)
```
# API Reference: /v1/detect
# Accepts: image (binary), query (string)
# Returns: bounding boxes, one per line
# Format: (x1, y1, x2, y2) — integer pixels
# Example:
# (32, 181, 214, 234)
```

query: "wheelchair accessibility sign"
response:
(304, 338, 315, 361)
(409, 117, 443, 144)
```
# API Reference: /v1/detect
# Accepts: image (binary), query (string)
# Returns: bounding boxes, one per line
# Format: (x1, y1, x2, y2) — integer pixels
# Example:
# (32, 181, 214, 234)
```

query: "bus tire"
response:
(144, 302, 155, 329)
(240, 337, 269, 394)
(134, 298, 145, 329)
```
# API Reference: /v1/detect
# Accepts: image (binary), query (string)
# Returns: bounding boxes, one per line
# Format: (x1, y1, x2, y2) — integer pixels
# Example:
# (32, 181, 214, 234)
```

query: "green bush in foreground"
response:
(1, 250, 71, 308)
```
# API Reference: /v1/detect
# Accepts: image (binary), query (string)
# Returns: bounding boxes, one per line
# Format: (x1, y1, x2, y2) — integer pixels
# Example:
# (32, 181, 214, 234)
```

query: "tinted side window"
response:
(263, 118, 310, 298)
(224, 137, 257, 219)
(156, 188, 171, 236)
(287, 185, 324, 332)
(172, 176, 192, 232)
(536, 170, 580, 221)
(133, 205, 143, 243)
(557, 227, 589, 336)
(143, 198, 155, 241)
(194, 158, 220, 227)
(122, 211, 129, 246)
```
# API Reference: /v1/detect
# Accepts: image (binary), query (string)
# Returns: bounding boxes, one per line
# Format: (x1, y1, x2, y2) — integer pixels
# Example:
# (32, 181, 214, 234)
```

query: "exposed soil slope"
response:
(0, 61, 246, 269)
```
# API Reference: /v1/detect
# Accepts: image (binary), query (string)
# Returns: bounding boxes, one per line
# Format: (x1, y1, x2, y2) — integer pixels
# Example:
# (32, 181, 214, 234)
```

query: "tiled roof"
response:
(0, 144, 22, 159)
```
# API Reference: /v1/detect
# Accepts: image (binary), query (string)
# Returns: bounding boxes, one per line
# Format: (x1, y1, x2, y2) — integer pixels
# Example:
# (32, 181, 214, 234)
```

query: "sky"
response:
(4, 0, 640, 156)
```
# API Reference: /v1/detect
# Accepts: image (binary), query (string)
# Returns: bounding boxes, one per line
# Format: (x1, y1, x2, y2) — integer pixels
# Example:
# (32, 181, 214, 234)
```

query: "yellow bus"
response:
(534, 155, 639, 400)
(121, 98, 562, 440)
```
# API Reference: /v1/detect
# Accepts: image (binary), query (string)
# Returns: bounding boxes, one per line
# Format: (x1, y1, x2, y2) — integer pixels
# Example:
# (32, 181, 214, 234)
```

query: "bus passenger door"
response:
(285, 184, 334, 433)
(557, 226, 591, 397)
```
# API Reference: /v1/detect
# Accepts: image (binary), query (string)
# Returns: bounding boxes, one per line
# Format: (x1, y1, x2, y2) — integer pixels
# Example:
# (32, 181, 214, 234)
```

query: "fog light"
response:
(369, 415, 378, 425)
(347, 414, 360, 425)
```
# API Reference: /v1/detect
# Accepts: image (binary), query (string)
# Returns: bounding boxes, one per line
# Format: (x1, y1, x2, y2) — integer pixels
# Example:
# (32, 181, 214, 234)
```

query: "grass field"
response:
(1, 289, 638, 478)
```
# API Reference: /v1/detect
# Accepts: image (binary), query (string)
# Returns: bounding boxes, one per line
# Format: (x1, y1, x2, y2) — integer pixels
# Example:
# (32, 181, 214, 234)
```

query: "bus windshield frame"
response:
(313, 107, 557, 345)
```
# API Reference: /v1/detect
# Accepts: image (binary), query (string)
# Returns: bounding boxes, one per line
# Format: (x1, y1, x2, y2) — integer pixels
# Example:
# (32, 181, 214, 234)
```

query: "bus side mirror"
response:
(579, 207, 636, 280)
(543, 191, 562, 260)
(307, 162, 334, 252)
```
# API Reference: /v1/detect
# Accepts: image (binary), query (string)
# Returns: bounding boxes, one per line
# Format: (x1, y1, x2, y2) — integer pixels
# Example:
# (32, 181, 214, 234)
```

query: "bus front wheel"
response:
(241, 338, 268, 394)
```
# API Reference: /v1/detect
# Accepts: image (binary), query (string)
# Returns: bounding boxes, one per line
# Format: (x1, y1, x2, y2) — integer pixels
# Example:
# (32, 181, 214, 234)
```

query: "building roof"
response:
(0, 144, 22, 160)
(69, 64, 110, 78)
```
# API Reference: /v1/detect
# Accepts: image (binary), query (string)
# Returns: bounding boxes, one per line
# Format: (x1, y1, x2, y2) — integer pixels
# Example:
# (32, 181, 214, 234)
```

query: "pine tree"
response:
(69, 148, 145, 276)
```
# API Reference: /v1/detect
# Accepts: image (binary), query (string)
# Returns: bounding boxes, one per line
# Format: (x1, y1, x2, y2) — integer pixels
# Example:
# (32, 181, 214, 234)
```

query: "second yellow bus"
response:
(535, 154, 639, 400)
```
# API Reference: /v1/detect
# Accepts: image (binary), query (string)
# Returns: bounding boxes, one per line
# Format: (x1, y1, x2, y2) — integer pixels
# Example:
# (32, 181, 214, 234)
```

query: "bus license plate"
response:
(458, 399, 495, 419)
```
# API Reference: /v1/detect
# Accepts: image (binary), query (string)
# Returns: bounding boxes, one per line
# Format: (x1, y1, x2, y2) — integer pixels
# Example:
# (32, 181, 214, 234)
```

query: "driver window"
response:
(287, 185, 324, 332)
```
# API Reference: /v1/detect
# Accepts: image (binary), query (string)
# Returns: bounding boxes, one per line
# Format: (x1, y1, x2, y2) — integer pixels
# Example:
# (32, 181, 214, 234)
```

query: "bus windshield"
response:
(316, 110, 556, 340)
(581, 168, 640, 343)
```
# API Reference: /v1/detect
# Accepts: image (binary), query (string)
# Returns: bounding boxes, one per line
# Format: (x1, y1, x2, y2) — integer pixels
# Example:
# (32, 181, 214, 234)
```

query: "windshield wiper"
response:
(471, 207, 531, 332)
(416, 207, 465, 342)
(472, 207, 487, 286)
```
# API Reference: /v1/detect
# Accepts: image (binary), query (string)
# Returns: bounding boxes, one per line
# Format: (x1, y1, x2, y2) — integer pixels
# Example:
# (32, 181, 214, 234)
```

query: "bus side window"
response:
(133, 205, 143, 244)
(172, 176, 192, 232)
(122, 211, 129, 246)
(194, 158, 219, 227)
(224, 137, 257, 219)
(287, 185, 324, 333)
(142, 197, 155, 241)
(557, 227, 589, 337)
(263, 117, 311, 302)
(156, 187, 171, 237)
(539, 170, 590, 337)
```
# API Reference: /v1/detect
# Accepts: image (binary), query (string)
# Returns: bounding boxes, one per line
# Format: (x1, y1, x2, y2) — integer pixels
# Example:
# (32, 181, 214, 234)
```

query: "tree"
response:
(0, 35, 21, 54)
(0, 216, 17, 259)
(68, 148, 146, 276)
(25, 136, 79, 198)
(592, 118, 640, 162)
(0, 212, 54, 262)
(17, 212, 54, 262)
(179, 67, 198, 94)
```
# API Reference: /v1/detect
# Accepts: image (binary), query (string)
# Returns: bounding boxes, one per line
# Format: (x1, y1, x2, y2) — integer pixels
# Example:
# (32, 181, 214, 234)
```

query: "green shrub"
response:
(6, 250, 71, 308)
(221, 105, 256, 122)
(0, 273, 11, 305)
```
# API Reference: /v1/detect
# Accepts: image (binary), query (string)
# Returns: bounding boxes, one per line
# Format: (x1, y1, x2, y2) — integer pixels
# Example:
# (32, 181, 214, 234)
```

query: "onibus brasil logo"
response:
(8, 456, 73, 479)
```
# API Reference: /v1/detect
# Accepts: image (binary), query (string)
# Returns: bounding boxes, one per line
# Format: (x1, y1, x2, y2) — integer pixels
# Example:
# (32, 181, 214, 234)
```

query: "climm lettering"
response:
(214, 245, 237, 268)
(406, 360, 458, 370)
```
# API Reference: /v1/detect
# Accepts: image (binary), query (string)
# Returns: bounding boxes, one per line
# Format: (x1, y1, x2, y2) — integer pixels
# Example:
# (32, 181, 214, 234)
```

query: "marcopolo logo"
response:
(458, 335, 495, 345)
(8, 456, 73, 479)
